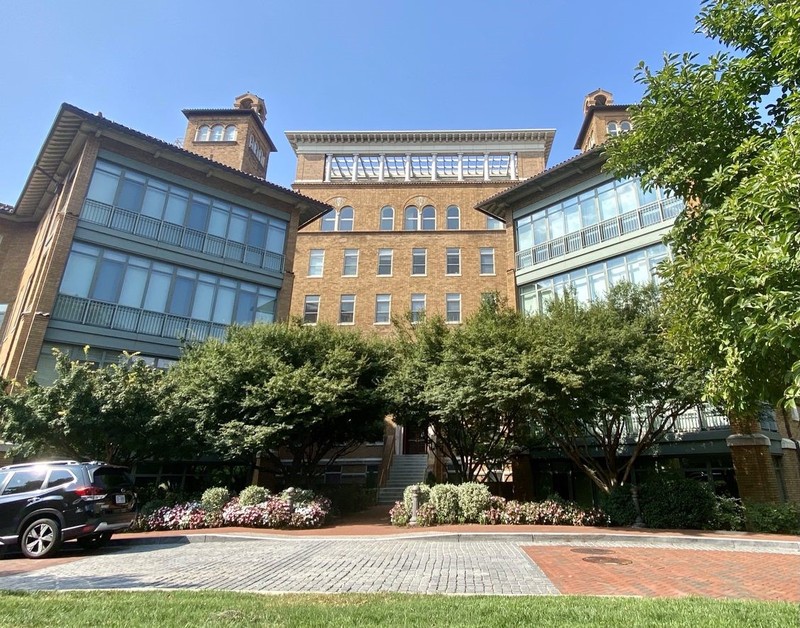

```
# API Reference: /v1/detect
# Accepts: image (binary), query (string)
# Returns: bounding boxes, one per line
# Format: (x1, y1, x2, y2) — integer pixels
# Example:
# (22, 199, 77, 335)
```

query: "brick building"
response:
(285, 129, 555, 333)
(0, 94, 329, 387)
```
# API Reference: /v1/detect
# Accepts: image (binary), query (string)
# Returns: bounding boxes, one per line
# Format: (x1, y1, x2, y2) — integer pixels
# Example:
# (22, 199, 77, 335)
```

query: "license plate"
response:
(115, 495, 126, 504)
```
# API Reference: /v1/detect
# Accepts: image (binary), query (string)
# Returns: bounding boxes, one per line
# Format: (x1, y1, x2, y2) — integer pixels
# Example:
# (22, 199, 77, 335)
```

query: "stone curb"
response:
(110, 531, 800, 554)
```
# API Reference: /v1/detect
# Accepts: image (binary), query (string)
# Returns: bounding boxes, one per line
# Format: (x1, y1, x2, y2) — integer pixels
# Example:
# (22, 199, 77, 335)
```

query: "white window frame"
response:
(339, 294, 356, 325)
(410, 293, 426, 323)
(380, 206, 394, 231)
(446, 293, 461, 324)
(480, 248, 495, 275)
(374, 294, 391, 325)
(377, 249, 393, 276)
(411, 248, 427, 276)
(446, 248, 461, 276)
(446, 205, 460, 230)
(303, 295, 320, 325)
(342, 249, 359, 277)
(308, 249, 325, 277)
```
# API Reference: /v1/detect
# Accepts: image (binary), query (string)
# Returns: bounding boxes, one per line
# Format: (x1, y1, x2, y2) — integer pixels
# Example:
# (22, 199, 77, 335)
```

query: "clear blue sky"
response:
(0, 1, 720, 205)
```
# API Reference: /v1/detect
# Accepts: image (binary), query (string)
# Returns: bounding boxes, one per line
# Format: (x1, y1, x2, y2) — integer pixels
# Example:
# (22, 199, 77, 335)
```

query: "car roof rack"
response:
(0, 460, 107, 471)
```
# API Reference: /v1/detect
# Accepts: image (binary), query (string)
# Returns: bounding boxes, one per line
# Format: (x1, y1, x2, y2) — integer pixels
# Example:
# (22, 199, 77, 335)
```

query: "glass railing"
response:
(516, 197, 683, 270)
(80, 199, 285, 274)
(52, 294, 228, 343)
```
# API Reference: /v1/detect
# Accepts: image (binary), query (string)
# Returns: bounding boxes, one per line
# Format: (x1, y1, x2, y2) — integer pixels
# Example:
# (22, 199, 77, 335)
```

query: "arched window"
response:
(380, 206, 394, 231)
(223, 125, 237, 141)
(606, 122, 619, 137)
(421, 206, 436, 230)
(620, 121, 632, 133)
(446, 205, 460, 230)
(404, 206, 418, 231)
(195, 125, 210, 142)
(320, 207, 354, 232)
(211, 124, 224, 141)
(339, 206, 354, 231)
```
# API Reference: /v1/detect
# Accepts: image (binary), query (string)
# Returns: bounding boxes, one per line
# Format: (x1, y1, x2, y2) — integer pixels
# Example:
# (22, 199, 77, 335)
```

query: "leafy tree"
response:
(0, 350, 184, 464)
(606, 0, 800, 421)
(525, 285, 704, 493)
(385, 302, 536, 482)
(167, 322, 390, 486)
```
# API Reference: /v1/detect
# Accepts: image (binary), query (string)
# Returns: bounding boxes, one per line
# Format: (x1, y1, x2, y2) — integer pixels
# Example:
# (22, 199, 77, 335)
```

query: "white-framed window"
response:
(410, 293, 426, 323)
(487, 216, 504, 230)
(446, 205, 460, 230)
(446, 248, 461, 275)
(446, 293, 461, 324)
(211, 124, 225, 141)
(404, 205, 436, 230)
(380, 206, 394, 231)
(377, 249, 393, 276)
(339, 294, 355, 325)
(620, 121, 632, 132)
(375, 294, 391, 324)
(223, 125, 237, 141)
(303, 295, 320, 324)
(342, 249, 359, 276)
(607, 122, 619, 136)
(308, 249, 324, 277)
(411, 248, 427, 276)
(195, 125, 210, 142)
(320, 206, 354, 232)
(480, 248, 495, 275)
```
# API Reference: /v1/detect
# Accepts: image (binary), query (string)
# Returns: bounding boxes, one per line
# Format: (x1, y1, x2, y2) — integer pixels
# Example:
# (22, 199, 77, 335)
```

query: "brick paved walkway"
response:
(524, 545, 800, 602)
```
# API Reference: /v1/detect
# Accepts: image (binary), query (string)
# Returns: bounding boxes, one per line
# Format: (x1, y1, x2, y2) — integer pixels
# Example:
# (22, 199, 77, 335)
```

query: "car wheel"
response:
(76, 531, 113, 550)
(20, 518, 62, 559)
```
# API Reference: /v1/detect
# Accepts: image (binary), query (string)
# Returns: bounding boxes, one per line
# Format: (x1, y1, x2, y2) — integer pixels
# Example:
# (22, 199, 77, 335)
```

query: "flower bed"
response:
(135, 487, 331, 532)
(390, 484, 609, 527)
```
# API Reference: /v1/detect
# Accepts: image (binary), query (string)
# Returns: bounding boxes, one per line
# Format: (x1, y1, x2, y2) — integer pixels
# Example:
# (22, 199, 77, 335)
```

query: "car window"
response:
(1, 469, 47, 495)
(0, 471, 10, 492)
(46, 469, 77, 489)
(91, 467, 134, 490)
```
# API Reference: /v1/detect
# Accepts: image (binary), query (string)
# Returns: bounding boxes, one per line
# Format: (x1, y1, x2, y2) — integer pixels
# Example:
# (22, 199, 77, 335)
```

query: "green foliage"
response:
(388, 501, 410, 526)
(713, 496, 746, 531)
(402, 483, 431, 511)
(638, 474, 718, 530)
(744, 502, 800, 534)
(385, 302, 536, 482)
(238, 485, 270, 506)
(600, 485, 639, 527)
(457, 482, 491, 523)
(526, 285, 703, 493)
(415, 502, 438, 527)
(167, 322, 391, 485)
(0, 350, 192, 464)
(200, 487, 231, 513)
(429, 484, 460, 524)
(606, 0, 800, 413)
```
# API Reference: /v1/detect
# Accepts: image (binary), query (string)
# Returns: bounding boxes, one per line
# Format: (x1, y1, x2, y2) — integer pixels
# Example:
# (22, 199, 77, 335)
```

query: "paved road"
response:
(0, 539, 558, 595)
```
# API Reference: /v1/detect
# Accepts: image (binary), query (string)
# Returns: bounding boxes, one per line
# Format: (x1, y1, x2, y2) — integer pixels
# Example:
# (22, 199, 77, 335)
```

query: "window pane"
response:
(303, 296, 320, 324)
(579, 193, 598, 226)
(119, 265, 148, 308)
(308, 250, 324, 276)
(516, 220, 533, 250)
(338, 207, 354, 231)
(412, 249, 426, 275)
(616, 181, 640, 213)
(141, 184, 167, 219)
(377, 249, 393, 275)
(480, 248, 495, 274)
(208, 207, 229, 237)
(60, 251, 96, 298)
(255, 290, 277, 323)
(339, 295, 355, 324)
(487, 216, 504, 230)
(446, 248, 460, 275)
(266, 220, 286, 253)
(235, 289, 257, 324)
(86, 168, 119, 205)
(597, 183, 618, 221)
(164, 190, 188, 225)
(228, 211, 247, 243)
(192, 281, 214, 321)
(187, 195, 210, 231)
(211, 125, 224, 141)
(446, 293, 461, 323)
(212, 287, 235, 324)
(321, 210, 336, 232)
(247, 216, 267, 249)
(144, 270, 172, 312)
(404, 206, 418, 230)
(224, 125, 237, 141)
(380, 206, 394, 231)
(564, 199, 581, 234)
(375, 294, 390, 324)
(169, 276, 195, 317)
(117, 175, 146, 213)
(421, 206, 435, 230)
(343, 249, 359, 276)
(91, 259, 125, 302)
(446, 206, 460, 230)
(2, 469, 46, 495)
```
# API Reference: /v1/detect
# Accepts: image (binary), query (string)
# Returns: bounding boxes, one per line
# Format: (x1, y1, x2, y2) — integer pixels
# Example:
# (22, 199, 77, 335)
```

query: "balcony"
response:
(623, 404, 779, 438)
(516, 196, 683, 270)
(80, 199, 285, 274)
(52, 294, 228, 343)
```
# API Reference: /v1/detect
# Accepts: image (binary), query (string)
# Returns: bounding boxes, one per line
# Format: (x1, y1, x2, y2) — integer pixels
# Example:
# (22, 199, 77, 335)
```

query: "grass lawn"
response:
(0, 591, 796, 627)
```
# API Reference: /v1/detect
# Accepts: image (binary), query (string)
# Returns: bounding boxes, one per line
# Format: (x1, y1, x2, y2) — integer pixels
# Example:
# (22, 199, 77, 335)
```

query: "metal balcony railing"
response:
(621, 404, 779, 437)
(80, 199, 285, 274)
(516, 197, 684, 270)
(52, 294, 228, 343)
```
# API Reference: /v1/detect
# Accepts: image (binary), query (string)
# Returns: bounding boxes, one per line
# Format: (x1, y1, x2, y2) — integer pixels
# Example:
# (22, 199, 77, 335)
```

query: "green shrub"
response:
(744, 502, 800, 534)
(639, 474, 716, 530)
(201, 487, 231, 513)
(389, 501, 410, 526)
(600, 485, 638, 527)
(430, 484, 460, 524)
(238, 485, 270, 506)
(416, 502, 438, 526)
(713, 496, 745, 531)
(457, 482, 491, 523)
(403, 483, 431, 511)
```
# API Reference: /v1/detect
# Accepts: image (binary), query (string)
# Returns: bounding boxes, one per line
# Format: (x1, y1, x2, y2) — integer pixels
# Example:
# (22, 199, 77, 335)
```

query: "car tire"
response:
(76, 531, 113, 550)
(20, 518, 62, 559)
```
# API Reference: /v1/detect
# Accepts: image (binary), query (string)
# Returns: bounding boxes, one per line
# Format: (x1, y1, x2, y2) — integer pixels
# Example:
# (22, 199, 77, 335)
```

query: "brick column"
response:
(726, 434, 782, 503)
(779, 439, 800, 503)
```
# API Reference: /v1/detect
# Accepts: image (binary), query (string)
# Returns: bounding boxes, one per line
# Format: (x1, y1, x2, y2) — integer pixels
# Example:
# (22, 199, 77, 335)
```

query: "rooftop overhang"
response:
(475, 147, 607, 221)
(181, 108, 277, 153)
(4, 104, 330, 225)
(286, 129, 556, 162)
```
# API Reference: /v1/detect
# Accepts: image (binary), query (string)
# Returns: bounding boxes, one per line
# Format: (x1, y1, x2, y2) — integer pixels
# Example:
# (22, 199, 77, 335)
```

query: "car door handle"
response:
(26, 497, 42, 504)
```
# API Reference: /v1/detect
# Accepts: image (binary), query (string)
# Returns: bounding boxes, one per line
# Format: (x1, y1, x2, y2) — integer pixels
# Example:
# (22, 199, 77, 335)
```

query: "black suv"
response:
(0, 460, 137, 558)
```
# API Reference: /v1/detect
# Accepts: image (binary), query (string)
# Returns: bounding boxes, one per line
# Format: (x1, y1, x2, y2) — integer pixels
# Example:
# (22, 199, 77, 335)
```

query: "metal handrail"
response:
(80, 199, 285, 273)
(516, 197, 683, 270)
